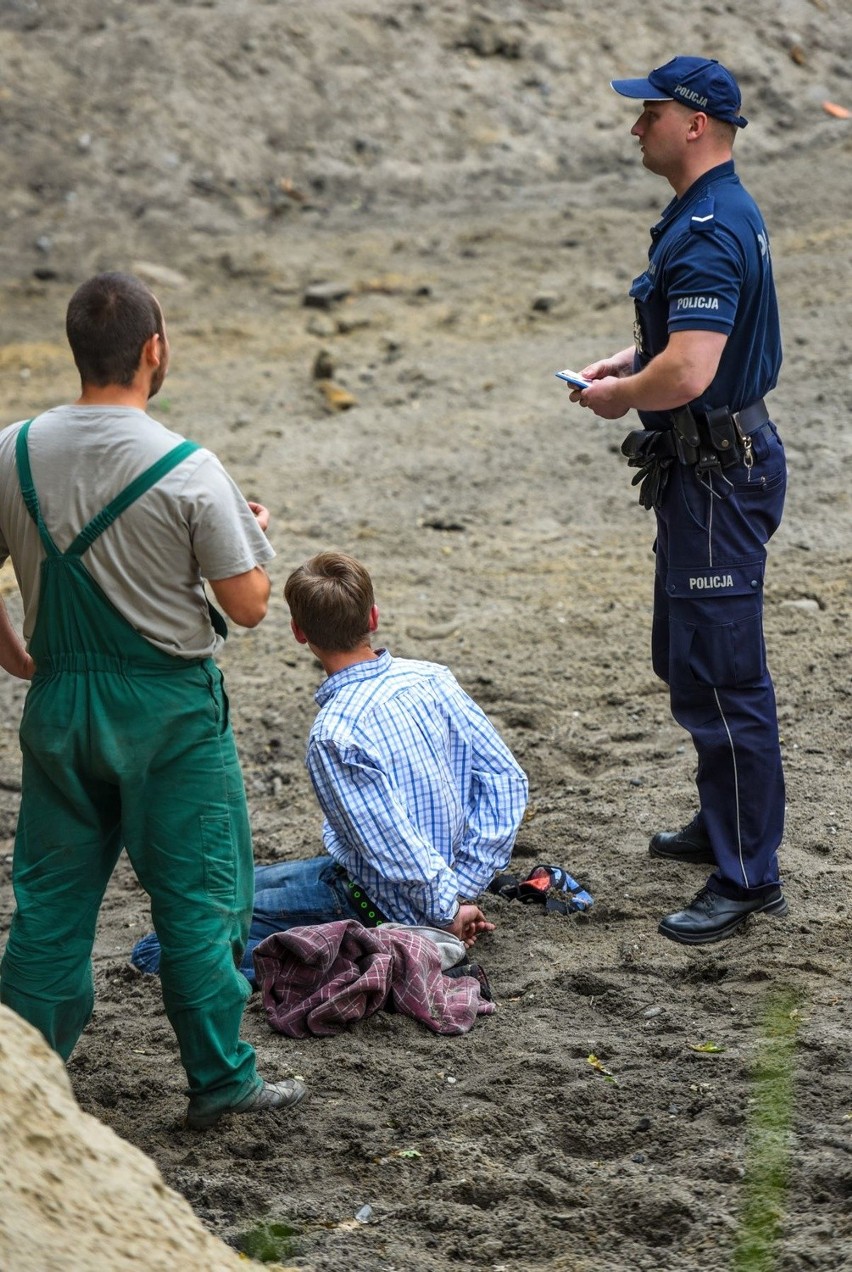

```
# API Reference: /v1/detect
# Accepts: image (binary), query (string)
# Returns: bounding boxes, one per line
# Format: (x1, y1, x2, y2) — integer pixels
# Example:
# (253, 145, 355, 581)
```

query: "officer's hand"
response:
(577, 376, 630, 420)
(580, 351, 634, 382)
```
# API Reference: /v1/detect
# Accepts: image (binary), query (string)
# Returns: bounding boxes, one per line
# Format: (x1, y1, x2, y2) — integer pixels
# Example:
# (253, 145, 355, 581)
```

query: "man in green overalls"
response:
(0, 272, 305, 1128)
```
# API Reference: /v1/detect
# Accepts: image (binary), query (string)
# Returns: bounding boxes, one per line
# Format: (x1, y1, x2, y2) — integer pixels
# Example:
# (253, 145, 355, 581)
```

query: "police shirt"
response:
(629, 160, 782, 430)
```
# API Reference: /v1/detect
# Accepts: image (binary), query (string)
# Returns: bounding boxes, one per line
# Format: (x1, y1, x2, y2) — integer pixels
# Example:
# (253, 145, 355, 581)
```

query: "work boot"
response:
(186, 1078, 306, 1130)
(649, 813, 715, 865)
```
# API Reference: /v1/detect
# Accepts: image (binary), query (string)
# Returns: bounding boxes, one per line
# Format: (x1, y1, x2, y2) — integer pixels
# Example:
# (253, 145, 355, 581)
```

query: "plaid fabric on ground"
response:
(254, 919, 494, 1037)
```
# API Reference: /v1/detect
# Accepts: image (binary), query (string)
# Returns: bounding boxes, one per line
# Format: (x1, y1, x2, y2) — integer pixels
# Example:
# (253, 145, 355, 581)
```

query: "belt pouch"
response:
(705, 406, 743, 467)
(621, 429, 655, 461)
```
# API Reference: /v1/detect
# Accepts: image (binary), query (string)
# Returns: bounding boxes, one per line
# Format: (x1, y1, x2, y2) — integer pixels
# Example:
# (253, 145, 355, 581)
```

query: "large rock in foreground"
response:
(0, 1005, 282, 1272)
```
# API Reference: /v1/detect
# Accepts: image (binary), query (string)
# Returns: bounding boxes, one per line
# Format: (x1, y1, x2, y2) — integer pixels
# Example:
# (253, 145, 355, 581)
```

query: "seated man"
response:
(134, 551, 529, 983)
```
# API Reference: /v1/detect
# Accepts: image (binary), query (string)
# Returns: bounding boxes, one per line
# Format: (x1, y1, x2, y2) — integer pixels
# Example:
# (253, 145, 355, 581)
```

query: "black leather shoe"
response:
(658, 886, 788, 946)
(649, 814, 715, 865)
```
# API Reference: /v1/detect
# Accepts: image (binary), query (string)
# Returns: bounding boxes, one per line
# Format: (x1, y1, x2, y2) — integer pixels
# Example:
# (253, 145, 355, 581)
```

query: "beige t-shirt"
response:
(0, 406, 274, 660)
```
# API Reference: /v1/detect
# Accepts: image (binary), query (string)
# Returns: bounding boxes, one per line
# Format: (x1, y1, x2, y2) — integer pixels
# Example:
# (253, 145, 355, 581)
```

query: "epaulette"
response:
(690, 195, 716, 234)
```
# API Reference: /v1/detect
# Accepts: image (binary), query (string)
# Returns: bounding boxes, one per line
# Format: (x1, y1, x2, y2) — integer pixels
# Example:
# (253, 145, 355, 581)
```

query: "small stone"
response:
(35, 235, 52, 254)
(306, 314, 337, 338)
(317, 380, 357, 411)
(336, 312, 372, 334)
(303, 281, 350, 310)
(633, 1117, 651, 1132)
(131, 261, 189, 289)
(219, 249, 271, 280)
(456, 17, 524, 59)
(312, 349, 335, 380)
(780, 598, 820, 613)
(643, 1006, 662, 1019)
(406, 621, 460, 642)
(632, 1152, 646, 1164)
(355, 1205, 374, 1224)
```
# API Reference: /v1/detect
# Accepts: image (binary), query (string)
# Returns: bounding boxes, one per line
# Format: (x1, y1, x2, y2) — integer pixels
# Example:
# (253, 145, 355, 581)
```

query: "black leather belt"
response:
(621, 397, 775, 509)
(667, 397, 774, 467)
(731, 397, 770, 435)
(688, 397, 770, 437)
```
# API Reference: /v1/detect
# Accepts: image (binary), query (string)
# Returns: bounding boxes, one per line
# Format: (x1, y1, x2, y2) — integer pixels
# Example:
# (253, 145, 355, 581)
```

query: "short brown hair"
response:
(66, 272, 163, 387)
(284, 552, 375, 652)
(709, 116, 738, 147)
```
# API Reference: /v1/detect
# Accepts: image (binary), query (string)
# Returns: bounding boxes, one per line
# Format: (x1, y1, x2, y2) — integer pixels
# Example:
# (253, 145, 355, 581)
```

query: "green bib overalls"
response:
(0, 420, 261, 1117)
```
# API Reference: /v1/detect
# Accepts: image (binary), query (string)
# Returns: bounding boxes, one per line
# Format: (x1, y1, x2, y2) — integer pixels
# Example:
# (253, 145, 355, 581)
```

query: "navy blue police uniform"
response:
(629, 158, 786, 901)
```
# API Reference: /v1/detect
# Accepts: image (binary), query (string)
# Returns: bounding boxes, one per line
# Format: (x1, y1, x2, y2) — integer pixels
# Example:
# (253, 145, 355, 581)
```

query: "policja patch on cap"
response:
(610, 55, 748, 128)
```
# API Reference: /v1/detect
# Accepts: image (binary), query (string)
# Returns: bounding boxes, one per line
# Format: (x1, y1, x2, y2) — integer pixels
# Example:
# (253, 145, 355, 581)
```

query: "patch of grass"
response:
(733, 990, 801, 1272)
(235, 1220, 301, 1263)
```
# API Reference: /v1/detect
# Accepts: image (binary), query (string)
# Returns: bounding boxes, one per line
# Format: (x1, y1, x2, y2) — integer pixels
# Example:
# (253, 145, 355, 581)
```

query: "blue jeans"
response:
(132, 857, 366, 986)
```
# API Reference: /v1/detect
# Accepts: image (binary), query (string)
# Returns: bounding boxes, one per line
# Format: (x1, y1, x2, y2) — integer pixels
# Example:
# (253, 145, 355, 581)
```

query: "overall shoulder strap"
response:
(15, 419, 61, 557)
(66, 439, 201, 557)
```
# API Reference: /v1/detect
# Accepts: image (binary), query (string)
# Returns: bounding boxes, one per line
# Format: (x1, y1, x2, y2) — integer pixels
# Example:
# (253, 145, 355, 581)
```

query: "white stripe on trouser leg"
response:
(713, 686, 749, 887)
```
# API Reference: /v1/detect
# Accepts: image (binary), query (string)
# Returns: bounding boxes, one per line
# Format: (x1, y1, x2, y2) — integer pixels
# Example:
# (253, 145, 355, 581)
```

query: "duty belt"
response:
(670, 397, 771, 469)
(621, 397, 773, 510)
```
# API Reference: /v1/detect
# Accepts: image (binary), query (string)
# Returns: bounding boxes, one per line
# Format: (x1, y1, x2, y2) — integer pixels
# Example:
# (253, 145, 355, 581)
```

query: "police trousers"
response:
(651, 422, 787, 897)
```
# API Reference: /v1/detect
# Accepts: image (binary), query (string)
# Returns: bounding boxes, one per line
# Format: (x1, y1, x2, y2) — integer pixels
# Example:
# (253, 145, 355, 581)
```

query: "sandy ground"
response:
(1, 2, 852, 1269)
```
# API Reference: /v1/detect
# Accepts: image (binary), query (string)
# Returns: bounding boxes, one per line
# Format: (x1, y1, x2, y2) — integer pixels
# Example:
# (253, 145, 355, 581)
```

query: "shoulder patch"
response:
(690, 194, 716, 234)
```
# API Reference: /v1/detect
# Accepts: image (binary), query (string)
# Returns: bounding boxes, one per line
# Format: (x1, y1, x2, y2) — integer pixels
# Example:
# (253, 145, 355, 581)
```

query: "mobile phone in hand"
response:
(555, 369, 590, 390)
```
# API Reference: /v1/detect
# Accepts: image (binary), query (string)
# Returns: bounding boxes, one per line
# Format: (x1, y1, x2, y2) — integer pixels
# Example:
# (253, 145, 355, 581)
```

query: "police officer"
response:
(571, 57, 787, 944)
(0, 273, 306, 1126)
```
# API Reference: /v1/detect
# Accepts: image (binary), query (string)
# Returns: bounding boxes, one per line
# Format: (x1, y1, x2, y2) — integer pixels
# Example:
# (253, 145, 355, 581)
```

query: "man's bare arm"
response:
(0, 596, 34, 679)
(577, 330, 729, 419)
(208, 567, 271, 628)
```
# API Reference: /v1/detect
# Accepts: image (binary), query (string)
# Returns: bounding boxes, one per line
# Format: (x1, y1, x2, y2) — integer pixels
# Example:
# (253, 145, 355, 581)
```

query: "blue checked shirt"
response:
(306, 649, 529, 927)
